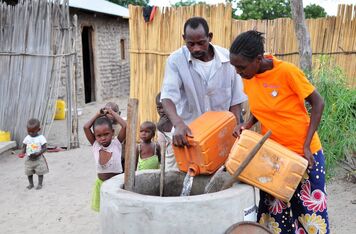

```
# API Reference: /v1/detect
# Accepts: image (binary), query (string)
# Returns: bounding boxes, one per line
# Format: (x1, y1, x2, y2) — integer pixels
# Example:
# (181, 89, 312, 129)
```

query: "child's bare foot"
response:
(36, 185, 42, 190)
(27, 184, 34, 190)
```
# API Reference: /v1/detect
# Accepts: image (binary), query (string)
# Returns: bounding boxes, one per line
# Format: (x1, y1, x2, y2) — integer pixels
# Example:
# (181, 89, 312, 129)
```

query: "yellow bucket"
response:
(54, 99, 66, 120)
(0, 131, 11, 142)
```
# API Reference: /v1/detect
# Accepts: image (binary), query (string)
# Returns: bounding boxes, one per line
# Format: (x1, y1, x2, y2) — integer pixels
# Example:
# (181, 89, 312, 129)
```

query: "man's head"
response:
(183, 17, 213, 60)
(27, 118, 41, 137)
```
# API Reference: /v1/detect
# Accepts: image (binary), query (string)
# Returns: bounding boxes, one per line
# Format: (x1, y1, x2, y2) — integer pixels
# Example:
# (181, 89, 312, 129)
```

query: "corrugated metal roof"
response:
(69, 0, 129, 18)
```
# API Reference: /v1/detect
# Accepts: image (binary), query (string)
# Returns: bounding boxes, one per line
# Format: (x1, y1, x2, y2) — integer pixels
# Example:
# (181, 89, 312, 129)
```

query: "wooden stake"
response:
(124, 98, 139, 192)
(159, 143, 166, 197)
(70, 15, 79, 149)
(222, 130, 272, 190)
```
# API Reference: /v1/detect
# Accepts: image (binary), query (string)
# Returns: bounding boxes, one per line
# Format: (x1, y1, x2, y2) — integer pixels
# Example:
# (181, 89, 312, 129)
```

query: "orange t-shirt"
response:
(243, 56, 322, 155)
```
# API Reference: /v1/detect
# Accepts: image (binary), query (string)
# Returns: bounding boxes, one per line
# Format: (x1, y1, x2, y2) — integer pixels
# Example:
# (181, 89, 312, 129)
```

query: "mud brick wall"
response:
(59, 10, 130, 106)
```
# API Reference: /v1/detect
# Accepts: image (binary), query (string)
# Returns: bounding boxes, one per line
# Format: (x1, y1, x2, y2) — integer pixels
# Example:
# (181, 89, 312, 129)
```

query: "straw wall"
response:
(129, 4, 356, 125)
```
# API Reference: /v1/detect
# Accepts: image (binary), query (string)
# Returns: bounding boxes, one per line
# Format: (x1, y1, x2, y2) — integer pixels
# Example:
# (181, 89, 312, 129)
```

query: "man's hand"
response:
(173, 122, 193, 147)
(303, 146, 315, 169)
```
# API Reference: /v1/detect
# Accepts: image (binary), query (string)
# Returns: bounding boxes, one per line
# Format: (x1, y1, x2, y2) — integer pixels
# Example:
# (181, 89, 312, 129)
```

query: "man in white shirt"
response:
(161, 17, 247, 147)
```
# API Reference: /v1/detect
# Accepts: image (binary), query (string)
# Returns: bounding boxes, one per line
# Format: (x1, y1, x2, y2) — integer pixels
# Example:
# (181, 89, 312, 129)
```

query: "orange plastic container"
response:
(173, 111, 237, 176)
(225, 130, 308, 202)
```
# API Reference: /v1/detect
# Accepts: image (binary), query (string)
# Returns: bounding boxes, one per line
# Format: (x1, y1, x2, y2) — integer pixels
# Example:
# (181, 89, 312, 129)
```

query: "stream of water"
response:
(204, 165, 226, 194)
(180, 172, 194, 196)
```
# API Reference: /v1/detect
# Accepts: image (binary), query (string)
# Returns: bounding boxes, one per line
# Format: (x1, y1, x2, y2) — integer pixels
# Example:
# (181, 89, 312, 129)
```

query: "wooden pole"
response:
(124, 98, 139, 191)
(222, 130, 272, 190)
(64, 3, 72, 150)
(159, 144, 166, 197)
(70, 14, 79, 149)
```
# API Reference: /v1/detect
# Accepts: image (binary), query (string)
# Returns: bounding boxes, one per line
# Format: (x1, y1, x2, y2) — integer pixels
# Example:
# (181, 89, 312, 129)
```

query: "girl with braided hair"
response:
(230, 30, 329, 234)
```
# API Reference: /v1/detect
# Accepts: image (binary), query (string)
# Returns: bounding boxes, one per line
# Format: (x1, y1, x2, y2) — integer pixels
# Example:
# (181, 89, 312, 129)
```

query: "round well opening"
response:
(129, 170, 231, 197)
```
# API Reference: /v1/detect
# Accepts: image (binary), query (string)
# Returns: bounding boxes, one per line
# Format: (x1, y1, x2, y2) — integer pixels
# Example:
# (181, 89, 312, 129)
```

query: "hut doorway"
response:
(82, 26, 95, 103)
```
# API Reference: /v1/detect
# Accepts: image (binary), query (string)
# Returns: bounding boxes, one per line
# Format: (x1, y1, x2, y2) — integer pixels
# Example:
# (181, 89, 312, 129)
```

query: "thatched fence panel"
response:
(0, 0, 76, 146)
(129, 4, 356, 126)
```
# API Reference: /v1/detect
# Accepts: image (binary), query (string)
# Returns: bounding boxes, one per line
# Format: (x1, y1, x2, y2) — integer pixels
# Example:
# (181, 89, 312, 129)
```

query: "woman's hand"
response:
(233, 121, 254, 138)
(303, 146, 315, 169)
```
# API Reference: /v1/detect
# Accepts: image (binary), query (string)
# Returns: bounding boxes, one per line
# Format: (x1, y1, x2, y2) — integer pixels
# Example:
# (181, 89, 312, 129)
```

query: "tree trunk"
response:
(290, 0, 312, 78)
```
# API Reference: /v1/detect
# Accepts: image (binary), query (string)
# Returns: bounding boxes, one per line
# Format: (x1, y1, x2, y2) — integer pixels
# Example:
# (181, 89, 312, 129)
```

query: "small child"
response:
(104, 102, 122, 136)
(104, 102, 126, 171)
(136, 121, 161, 171)
(155, 93, 173, 133)
(155, 93, 178, 171)
(83, 106, 126, 212)
(19, 118, 49, 190)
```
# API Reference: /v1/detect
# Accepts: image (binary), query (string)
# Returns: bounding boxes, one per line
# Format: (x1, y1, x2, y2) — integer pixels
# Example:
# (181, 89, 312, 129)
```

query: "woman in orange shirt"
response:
(230, 30, 329, 234)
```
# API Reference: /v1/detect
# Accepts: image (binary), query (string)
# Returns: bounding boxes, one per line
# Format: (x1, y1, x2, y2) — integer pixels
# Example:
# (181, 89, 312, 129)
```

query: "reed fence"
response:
(129, 4, 356, 126)
(0, 0, 78, 147)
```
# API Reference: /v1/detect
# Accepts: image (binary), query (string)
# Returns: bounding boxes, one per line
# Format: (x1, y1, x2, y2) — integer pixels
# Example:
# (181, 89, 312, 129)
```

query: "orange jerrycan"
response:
(225, 130, 308, 202)
(173, 111, 237, 176)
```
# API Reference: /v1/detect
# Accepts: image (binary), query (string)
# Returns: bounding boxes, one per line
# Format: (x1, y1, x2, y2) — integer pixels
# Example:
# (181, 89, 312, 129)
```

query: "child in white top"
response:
(83, 106, 126, 212)
(18, 118, 49, 190)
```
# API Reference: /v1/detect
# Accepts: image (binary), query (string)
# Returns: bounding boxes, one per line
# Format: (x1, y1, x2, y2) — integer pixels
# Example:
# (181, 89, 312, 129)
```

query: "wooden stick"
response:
(124, 98, 139, 192)
(159, 143, 166, 197)
(222, 130, 272, 190)
(65, 10, 73, 150)
(70, 15, 79, 149)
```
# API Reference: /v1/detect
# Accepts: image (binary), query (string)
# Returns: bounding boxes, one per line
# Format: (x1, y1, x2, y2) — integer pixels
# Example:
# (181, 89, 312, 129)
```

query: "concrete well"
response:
(100, 170, 257, 234)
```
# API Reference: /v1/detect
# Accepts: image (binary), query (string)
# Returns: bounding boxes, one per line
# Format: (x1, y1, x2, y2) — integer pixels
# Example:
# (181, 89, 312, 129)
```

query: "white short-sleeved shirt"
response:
(23, 135, 47, 156)
(161, 44, 247, 124)
(92, 138, 123, 174)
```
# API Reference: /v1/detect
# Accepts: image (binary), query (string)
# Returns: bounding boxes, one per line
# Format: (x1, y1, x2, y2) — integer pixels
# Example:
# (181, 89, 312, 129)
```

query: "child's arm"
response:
(156, 143, 161, 163)
(106, 108, 127, 143)
(29, 143, 47, 160)
(21, 144, 26, 154)
(83, 111, 102, 145)
(17, 144, 27, 158)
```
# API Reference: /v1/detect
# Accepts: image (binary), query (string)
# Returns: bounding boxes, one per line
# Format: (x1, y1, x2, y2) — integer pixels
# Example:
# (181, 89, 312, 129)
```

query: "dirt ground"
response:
(0, 98, 355, 233)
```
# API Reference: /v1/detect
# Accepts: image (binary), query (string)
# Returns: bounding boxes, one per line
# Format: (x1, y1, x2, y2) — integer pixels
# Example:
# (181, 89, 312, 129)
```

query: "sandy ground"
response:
(0, 97, 355, 234)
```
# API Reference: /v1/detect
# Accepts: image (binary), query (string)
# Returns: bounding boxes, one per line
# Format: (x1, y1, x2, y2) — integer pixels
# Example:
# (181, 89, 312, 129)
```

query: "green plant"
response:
(312, 56, 356, 177)
(304, 3, 327, 19)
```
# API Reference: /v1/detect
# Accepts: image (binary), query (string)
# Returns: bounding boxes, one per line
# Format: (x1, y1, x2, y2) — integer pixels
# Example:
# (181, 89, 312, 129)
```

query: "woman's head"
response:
(229, 30, 265, 79)
(93, 117, 114, 147)
(139, 121, 156, 142)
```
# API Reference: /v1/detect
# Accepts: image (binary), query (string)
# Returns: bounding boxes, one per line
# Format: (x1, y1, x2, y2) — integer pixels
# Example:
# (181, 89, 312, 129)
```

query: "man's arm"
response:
(162, 99, 192, 147)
